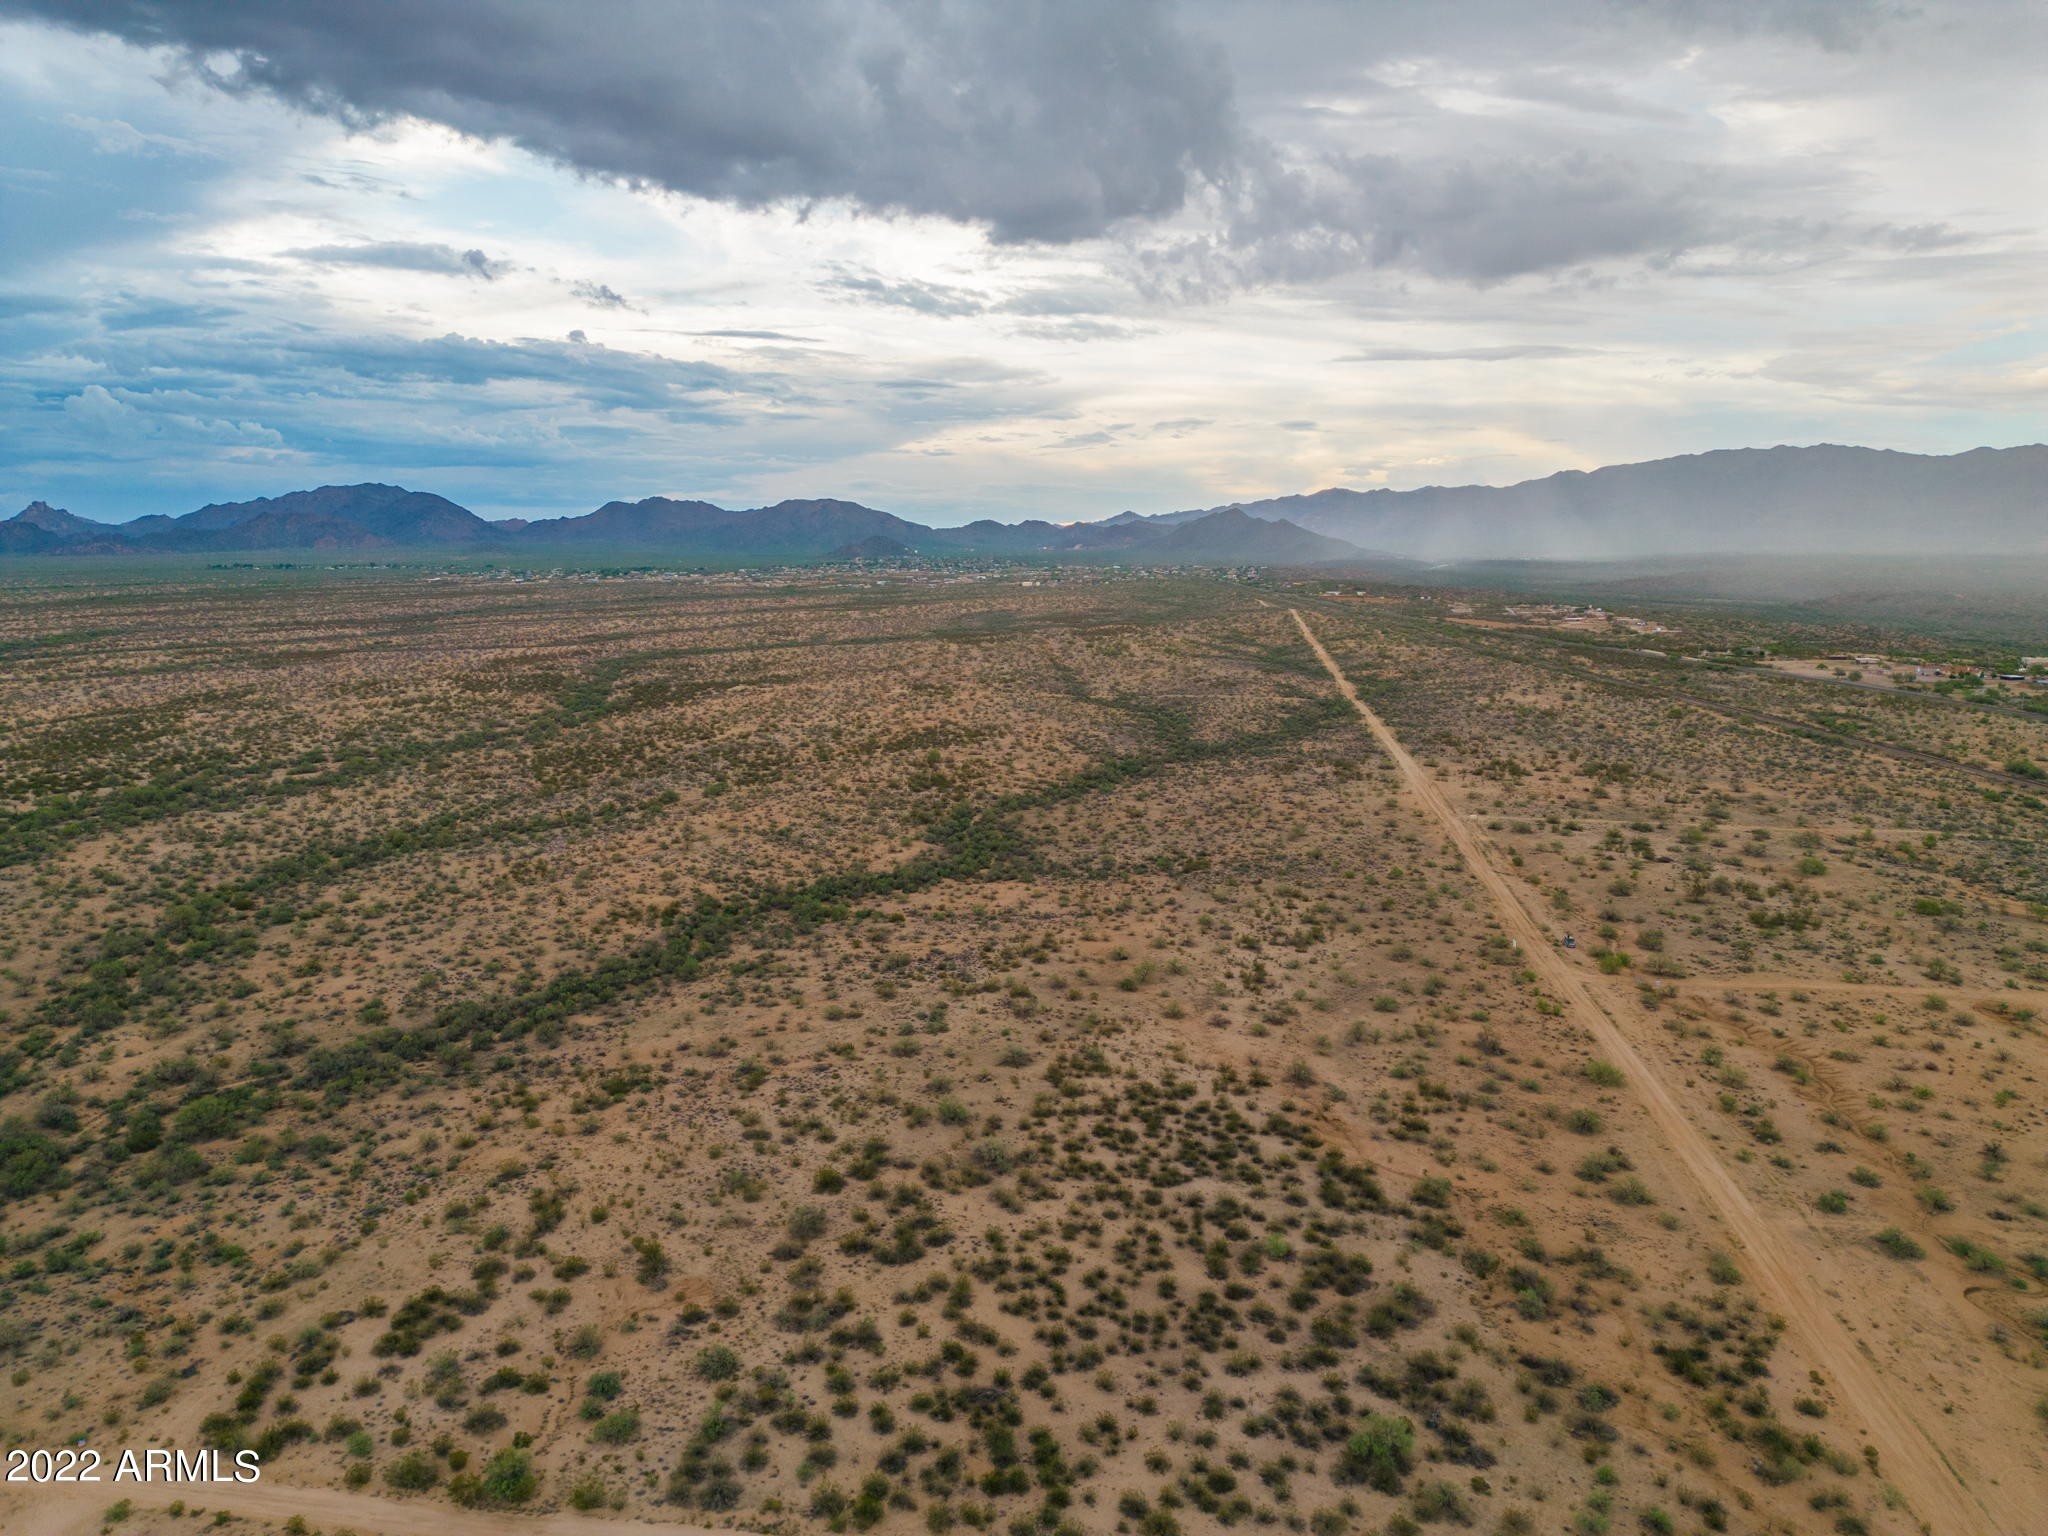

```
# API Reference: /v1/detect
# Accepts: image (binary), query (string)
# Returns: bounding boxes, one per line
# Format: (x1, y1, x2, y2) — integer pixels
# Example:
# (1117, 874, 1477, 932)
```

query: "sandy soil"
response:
(1290, 607, 2015, 1536)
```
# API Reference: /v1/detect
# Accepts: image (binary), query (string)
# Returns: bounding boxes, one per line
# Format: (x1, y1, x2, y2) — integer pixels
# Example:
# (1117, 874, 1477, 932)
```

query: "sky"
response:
(0, 0, 2043, 527)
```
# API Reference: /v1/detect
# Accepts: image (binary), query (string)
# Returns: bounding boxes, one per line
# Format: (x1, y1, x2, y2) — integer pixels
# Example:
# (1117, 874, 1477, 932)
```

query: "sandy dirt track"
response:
(0, 1478, 727, 1536)
(1290, 608, 2011, 1536)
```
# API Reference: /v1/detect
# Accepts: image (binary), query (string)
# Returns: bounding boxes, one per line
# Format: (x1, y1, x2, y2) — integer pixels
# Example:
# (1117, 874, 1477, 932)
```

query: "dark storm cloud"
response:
(6, 0, 1238, 245)
(285, 241, 509, 279)
(1135, 148, 1745, 297)
(2, 0, 1953, 290)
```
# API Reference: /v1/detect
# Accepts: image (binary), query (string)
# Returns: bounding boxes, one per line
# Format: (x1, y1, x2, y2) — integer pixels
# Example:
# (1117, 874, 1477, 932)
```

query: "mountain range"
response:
(0, 485, 1357, 565)
(1159, 443, 2048, 562)
(5, 443, 2042, 566)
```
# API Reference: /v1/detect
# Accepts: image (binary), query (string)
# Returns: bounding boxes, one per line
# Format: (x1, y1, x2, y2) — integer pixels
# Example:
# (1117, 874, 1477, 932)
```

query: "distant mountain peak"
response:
(168, 484, 496, 545)
(9, 500, 108, 537)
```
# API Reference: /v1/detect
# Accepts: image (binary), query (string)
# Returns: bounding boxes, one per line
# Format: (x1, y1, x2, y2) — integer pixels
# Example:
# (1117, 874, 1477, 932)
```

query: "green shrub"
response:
(0, 1120, 65, 1201)
(1409, 1482, 1474, 1531)
(1947, 1238, 2005, 1275)
(476, 1446, 537, 1506)
(1336, 1413, 1414, 1494)
(1410, 1479, 1469, 1522)
(631, 1235, 668, 1286)
(384, 1451, 439, 1491)
(1410, 1177, 1453, 1209)
(694, 1346, 739, 1381)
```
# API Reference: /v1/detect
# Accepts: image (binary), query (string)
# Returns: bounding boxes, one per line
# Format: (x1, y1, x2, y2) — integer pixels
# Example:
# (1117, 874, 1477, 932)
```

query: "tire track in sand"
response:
(1289, 608, 2005, 1536)
(2, 1478, 729, 1536)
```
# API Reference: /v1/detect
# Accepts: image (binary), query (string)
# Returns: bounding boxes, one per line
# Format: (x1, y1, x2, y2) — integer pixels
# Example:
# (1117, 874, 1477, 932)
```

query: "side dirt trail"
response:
(1289, 608, 2010, 1536)
(2, 1479, 731, 1536)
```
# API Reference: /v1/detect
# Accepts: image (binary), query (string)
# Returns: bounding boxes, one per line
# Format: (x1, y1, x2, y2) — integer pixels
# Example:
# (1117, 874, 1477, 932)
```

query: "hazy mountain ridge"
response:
(9, 444, 2042, 567)
(1191, 443, 2048, 561)
(1, 487, 1353, 566)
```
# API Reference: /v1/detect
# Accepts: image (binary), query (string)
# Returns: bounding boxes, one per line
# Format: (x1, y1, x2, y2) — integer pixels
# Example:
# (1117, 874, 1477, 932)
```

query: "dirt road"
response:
(0, 1478, 728, 1536)
(1290, 608, 2009, 1536)
(1664, 972, 2048, 1010)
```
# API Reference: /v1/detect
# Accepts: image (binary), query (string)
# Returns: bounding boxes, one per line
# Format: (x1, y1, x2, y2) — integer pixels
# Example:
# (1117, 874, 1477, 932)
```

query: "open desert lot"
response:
(10, 2, 2048, 1531)
(1, 568, 2043, 1536)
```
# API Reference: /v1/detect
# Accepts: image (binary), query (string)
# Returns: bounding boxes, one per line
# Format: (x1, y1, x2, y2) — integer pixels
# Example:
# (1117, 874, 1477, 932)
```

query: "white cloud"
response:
(62, 384, 284, 450)
(62, 111, 205, 155)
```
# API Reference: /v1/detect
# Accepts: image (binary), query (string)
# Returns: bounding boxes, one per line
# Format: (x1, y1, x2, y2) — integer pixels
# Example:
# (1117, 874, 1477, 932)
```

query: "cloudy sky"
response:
(1, 0, 2042, 525)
